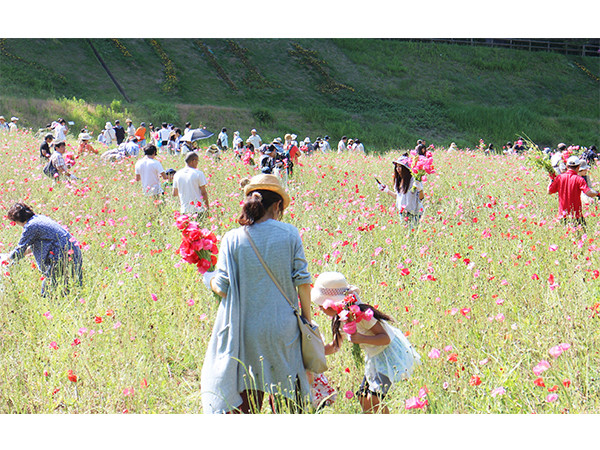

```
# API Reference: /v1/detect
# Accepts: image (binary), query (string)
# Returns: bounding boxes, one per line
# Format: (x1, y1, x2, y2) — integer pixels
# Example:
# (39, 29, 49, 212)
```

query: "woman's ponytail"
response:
(238, 190, 283, 226)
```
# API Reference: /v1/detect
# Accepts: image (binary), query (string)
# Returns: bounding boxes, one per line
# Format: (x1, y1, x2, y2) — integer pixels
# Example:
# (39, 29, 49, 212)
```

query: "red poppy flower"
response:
(534, 377, 545, 387)
(94, 316, 103, 324)
(67, 370, 77, 383)
(447, 353, 458, 362)
(469, 375, 482, 386)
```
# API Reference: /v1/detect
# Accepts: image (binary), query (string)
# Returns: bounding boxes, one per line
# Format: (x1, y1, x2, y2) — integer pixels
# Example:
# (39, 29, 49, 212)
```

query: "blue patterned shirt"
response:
(9, 215, 82, 274)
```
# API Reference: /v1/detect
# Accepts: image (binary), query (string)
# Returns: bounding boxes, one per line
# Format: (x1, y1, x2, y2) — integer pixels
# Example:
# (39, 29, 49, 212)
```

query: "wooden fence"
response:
(386, 38, 600, 57)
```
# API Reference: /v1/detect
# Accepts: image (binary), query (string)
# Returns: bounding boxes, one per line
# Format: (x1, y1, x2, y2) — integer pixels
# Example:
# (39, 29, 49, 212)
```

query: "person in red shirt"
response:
(284, 133, 299, 177)
(548, 155, 598, 225)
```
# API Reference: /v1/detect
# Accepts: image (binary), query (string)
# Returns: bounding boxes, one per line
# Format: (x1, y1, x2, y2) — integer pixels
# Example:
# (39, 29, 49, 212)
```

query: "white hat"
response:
(11, 117, 18, 121)
(291, 134, 297, 140)
(567, 155, 581, 167)
(79, 133, 92, 141)
(311, 272, 360, 306)
(251, 128, 257, 133)
(304, 137, 311, 143)
(579, 161, 590, 170)
(0, 116, 5, 121)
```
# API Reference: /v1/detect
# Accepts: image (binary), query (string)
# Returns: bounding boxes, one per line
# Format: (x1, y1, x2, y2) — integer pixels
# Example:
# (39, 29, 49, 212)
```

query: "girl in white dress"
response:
(312, 272, 421, 414)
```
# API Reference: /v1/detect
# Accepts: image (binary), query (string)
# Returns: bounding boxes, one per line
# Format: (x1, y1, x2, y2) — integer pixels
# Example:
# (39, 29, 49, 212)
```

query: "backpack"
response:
(43, 160, 59, 179)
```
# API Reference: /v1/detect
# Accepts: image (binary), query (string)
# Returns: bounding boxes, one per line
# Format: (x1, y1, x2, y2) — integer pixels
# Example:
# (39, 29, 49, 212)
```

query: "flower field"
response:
(0, 129, 598, 414)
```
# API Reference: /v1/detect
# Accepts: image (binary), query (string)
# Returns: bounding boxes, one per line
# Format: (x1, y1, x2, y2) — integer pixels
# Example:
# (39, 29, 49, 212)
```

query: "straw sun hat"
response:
(243, 174, 291, 209)
(311, 272, 360, 306)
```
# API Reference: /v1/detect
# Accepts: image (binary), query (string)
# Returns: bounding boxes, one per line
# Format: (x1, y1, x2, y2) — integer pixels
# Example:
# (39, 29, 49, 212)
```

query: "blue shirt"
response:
(9, 215, 82, 274)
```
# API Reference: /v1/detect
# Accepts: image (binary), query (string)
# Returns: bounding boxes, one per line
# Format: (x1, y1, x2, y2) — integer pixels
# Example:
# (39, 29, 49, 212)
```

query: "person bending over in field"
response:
(3, 202, 82, 296)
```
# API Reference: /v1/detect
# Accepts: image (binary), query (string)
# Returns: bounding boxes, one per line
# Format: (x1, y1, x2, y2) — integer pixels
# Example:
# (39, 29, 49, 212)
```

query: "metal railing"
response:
(387, 38, 600, 57)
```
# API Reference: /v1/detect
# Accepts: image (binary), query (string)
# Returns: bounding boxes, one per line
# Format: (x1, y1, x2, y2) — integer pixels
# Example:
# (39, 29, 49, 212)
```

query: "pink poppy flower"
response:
(405, 396, 428, 410)
(345, 390, 354, 399)
(533, 360, 551, 376)
(491, 387, 506, 397)
(546, 393, 558, 403)
(151, 293, 158, 302)
(428, 348, 440, 359)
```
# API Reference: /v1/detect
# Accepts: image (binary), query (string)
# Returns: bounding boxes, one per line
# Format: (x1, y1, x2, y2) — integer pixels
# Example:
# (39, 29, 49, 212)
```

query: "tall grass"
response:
(0, 131, 598, 413)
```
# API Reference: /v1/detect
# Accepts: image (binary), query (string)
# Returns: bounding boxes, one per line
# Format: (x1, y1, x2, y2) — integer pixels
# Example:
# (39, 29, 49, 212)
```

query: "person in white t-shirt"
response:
(8, 117, 19, 133)
(54, 119, 67, 141)
(246, 128, 262, 151)
(135, 144, 167, 196)
(157, 122, 172, 151)
(172, 151, 210, 215)
(338, 136, 347, 153)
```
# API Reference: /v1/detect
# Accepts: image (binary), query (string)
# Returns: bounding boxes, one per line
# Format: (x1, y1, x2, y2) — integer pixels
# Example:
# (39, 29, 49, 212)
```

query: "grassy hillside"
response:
(0, 38, 598, 150)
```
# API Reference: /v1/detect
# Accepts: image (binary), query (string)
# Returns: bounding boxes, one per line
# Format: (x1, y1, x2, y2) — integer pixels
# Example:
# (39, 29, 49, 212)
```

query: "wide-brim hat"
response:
(311, 271, 360, 306)
(0, 116, 5, 121)
(11, 117, 19, 121)
(567, 155, 581, 167)
(243, 174, 291, 209)
(291, 134, 297, 140)
(79, 133, 92, 141)
(393, 156, 411, 169)
(284, 133, 292, 141)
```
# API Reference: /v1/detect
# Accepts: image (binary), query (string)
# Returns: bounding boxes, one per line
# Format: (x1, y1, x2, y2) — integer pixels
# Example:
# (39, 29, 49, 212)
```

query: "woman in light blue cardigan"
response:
(202, 174, 312, 414)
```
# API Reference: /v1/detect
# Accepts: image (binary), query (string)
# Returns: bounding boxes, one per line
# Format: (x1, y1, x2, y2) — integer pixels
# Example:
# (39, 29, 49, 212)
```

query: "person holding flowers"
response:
(378, 156, 425, 227)
(200, 174, 312, 414)
(312, 272, 421, 414)
(547, 155, 599, 226)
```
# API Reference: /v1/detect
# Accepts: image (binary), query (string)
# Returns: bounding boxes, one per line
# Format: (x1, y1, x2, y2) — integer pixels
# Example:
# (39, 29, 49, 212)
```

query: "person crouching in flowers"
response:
(378, 156, 424, 228)
(77, 133, 98, 156)
(312, 272, 421, 414)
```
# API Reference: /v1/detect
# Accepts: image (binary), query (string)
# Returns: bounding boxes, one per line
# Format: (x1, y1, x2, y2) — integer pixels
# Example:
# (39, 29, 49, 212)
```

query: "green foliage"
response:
(252, 109, 274, 125)
(0, 38, 598, 151)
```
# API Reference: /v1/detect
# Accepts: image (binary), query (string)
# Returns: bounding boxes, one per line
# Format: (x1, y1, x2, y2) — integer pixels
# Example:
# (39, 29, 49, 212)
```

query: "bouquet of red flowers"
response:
(174, 213, 218, 274)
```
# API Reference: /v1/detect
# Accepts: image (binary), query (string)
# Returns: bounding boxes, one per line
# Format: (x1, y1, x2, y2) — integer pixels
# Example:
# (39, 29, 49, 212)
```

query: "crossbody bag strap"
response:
(243, 226, 300, 316)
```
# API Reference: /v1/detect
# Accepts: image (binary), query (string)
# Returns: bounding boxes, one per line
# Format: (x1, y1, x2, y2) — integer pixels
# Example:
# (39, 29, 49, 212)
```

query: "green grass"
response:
(0, 38, 598, 150)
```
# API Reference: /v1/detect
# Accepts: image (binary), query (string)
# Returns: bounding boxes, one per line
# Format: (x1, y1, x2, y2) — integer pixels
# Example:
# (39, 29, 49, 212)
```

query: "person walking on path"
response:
(201, 174, 312, 414)
(172, 151, 210, 215)
(548, 155, 599, 226)
(3, 202, 83, 296)
(134, 144, 167, 196)
(378, 156, 424, 228)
